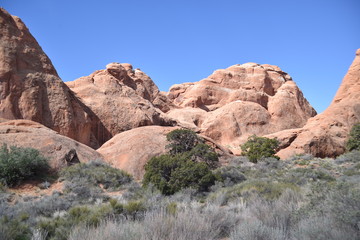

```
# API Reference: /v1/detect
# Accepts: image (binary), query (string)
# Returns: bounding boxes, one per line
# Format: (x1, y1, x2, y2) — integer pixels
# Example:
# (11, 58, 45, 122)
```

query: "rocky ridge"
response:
(267, 49, 360, 158)
(1, 7, 359, 179)
(66, 63, 175, 141)
(0, 8, 107, 148)
(166, 63, 316, 153)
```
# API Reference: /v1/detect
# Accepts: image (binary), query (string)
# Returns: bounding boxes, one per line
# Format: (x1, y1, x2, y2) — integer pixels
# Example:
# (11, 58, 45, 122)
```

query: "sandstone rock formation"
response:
(0, 119, 104, 170)
(167, 63, 317, 153)
(268, 49, 360, 158)
(0, 8, 106, 148)
(97, 125, 233, 180)
(97, 126, 177, 180)
(66, 63, 175, 140)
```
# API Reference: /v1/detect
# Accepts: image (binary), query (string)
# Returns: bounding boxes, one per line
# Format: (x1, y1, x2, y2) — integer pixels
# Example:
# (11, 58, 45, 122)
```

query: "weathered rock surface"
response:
(66, 63, 175, 140)
(97, 125, 233, 180)
(0, 8, 105, 148)
(268, 49, 360, 158)
(0, 119, 104, 170)
(167, 63, 316, 153)
(97, 126, 177, 180)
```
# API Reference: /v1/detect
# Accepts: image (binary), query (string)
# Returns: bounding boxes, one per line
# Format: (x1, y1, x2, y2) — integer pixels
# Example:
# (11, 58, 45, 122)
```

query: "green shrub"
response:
(143, 154, 218, 195)
(0, 215, 32, 240)
(0, 144, 49, 187)
(38, 204, 113, 240)
(241, 135, 279, 163)
(187, 143, 219, 169)
(214, 166, 246, 186)
(60, 161, 132, 190)
(346, 122, 360, 151)
(225, 179, 299, 201)
(144, 129, 219, 195)
(166, 129, 202, 155)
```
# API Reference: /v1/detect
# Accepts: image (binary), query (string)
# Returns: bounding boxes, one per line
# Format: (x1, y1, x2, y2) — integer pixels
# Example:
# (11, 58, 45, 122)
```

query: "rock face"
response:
(0, 119, 104, 170)
(97, 125, 233, 180)
(97, 126, 177, 180)
(0, 8, 105, 148)
(268, 49, 360, 158)
(167, 63, 316, 153)
(66, 63, 175, 140)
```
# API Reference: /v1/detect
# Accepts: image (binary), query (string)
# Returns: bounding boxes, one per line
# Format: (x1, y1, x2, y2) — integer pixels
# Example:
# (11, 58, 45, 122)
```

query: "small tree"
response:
(0, 144, 49, 187)
(143, 129, 219, 195)
(346, 123, 360, 152)
(166, 129, 202, 155)
(241, 135, 279, 163)
(143, 154, 217, 195)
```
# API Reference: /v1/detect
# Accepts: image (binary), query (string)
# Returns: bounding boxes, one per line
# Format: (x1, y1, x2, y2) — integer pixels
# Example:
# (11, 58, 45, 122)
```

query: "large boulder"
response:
(166, 63, 316, 153)
(0, 120, 104, 170)
(0, 8, 105, 148)
(97, 126, 177, 180)
(97, 126, 232, 180)
(66, 63, 175, 141)
(268, 49, 360, 158)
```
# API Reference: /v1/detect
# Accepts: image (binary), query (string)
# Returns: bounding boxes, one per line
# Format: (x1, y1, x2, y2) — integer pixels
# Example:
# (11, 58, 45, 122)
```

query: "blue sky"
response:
(2, 0, 359, 113)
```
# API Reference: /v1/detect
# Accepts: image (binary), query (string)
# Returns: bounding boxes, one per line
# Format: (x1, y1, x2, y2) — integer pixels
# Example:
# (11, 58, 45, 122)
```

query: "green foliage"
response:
(187, 143, 219, 169)
(346, 122, 360, 151)
(143, 154, 218, 195)
(0, 216, 32, 240)
(60, 161, 132, 190)
(241, 135, 279, 163)
(0, 144, 49, 187)
(166, 129, 202, 155)
(144, 129, 219, 195)
(38, 204, 113, 240)
(225, 179, 299, 201)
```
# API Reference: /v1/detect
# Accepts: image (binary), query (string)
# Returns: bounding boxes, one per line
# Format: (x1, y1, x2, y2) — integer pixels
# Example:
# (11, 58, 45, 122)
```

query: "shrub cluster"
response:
(240, 135, 279, 163)
(347, 122, 360, 151)
(60, 160, 132, 191)
(143, 129, 220, 195)
(0, 144, 49, 187)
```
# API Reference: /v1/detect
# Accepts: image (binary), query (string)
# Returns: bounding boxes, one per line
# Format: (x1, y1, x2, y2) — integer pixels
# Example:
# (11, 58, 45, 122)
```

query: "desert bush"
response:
(69, 203, 241, 240)
(284, 168, 335, 185)
(335, 150, 360, 164)
(166, 128, 202, 155)
(38, 204, 113, 240)
(0, 215, 32, 240)
(292, 216, 358, 240)
(347, 122, 360, 151)
(143, 154, 218, 195)
(144, 129, 219, 195)
(0, 144, 49, 187)
(186, 143, 219, 169)
(214, 166, 246, 187)
(60, 160, 132, 191)
(230, 219, 287, 240)
(224, 179, 299, 202)
(241, 135, 280, 163)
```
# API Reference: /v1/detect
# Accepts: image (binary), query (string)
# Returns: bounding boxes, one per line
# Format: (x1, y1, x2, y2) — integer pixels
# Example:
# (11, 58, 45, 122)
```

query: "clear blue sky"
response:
(2, 0, 359, 113)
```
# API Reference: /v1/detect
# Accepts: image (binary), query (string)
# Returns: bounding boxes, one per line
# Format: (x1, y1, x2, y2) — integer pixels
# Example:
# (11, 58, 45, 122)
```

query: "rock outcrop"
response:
(167, 63, 317, 153)
(97, 126, 177, 180)
(268, 49, 360, 158)
(66, 63, 175, 140)
(0, 8, 105, 148)
(0, 119, 104, 170)
(97, 125, 233, 180)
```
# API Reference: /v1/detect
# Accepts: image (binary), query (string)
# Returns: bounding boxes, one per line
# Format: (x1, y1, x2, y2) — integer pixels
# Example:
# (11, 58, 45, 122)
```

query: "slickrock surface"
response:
(97, 126, 177, 180)
(0, 8, 105, 148)
(97, 125, 233, 180)
(167, 63, 316, 153)
(0, 120, 104, 170)
(66, 63, 175, 141)
(267, 49, 360, 158)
